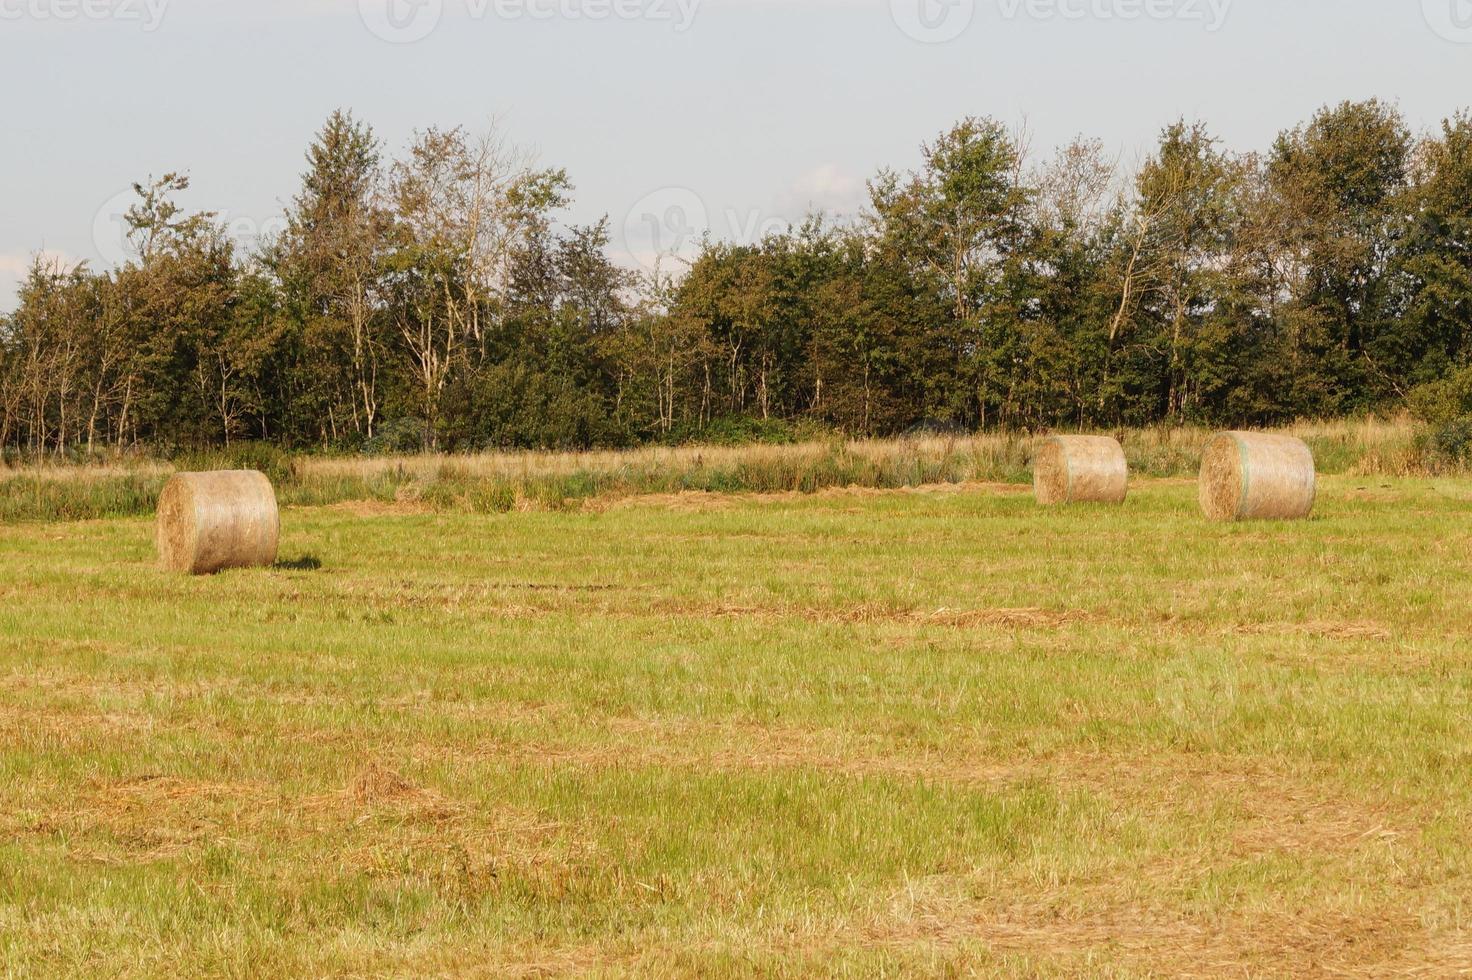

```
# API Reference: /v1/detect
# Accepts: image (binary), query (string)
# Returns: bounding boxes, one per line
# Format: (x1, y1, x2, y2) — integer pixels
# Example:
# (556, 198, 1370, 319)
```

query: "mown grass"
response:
(0, 416, 1450, 524)
(1, 475, 1471, 975)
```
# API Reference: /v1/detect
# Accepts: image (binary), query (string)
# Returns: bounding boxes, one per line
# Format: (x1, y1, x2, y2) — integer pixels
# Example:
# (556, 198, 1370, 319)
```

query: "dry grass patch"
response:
(1235, 620, 1395, 641)
(23, 775, 278, 863)
(326, 498, 431, 518)
(3, 474, 1472, 975)
(596, 480, 1032, 513)
(870, 905, 1433, 978)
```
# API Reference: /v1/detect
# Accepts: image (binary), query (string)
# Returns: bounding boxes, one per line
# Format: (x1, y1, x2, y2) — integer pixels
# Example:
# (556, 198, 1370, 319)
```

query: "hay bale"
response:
(1198, 432, 1316, 522)
(1033, 435, 1129, 506)
(156, 470, 280, 575)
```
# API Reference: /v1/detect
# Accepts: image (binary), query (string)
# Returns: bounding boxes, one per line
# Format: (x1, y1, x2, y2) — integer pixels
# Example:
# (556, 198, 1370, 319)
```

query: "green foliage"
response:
(1425, 418, 1472, 466)
(1407, 365, 1472, 426)
(681, 416, 805, 447)
(178, 442, 299, 487)
(1405, 366, 1472, 469)
(1404, 366, 1472, 468)
(0, 473, 166, 523)
(362, 418, 428, 456)
(5, 102, 1472, 453)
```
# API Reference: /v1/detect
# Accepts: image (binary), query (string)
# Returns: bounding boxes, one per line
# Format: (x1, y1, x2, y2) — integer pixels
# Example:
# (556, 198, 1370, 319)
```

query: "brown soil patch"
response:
(19, 775, 278, 862)
(861, 904, 1453, 977)
(690, 601, 1093, 631)
(326, 499, 432, 518)
(1236, 620, 1394, 641)
(597, 481, 1032, 514)
(0, 701, 153, 747)
(1347, 485, 1401, 503)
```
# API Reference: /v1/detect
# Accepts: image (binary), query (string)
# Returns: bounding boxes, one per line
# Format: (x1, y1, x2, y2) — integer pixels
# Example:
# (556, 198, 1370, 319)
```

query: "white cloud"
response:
(773, 163, 868, 223)
(0, 250, 78, 314)
(793, 163, 864, 201)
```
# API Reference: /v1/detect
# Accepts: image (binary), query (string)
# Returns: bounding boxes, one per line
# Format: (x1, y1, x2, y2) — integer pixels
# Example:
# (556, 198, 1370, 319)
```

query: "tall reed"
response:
(0, 416, 1447, 523)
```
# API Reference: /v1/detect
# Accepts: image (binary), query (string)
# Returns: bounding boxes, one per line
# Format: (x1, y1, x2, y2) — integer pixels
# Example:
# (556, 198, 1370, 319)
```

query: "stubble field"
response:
(2, 473, 1471, 976)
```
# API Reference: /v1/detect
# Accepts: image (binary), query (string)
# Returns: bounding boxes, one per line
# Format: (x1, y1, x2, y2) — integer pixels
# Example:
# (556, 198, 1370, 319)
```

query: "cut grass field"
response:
(3, 474, 1472, 975)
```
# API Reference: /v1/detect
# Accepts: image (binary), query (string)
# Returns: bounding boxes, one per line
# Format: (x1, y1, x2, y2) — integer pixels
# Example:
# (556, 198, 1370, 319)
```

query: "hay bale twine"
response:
(156, 470, 280, 575)
(1198, 432, 1316, 522)
(1033, 435, 1129, 506)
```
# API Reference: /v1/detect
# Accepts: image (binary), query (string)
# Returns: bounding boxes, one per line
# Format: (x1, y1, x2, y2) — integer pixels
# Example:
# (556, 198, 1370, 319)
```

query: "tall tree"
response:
(270, 110, 390, 445)
(869, 117, 1032, 426)
(1269, 99, 1412, 411)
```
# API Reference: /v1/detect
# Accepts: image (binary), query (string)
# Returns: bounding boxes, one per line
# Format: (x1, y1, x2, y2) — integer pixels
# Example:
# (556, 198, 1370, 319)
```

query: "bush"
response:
(901, 417, 972, 439)
(363, 418, 428, 456)
(1407, 367, 1472, 426)
(0, 473, 167, 523)
(1424, 418, 1472, 466)
(1406, 367, 1472, 471)
(179, 442, 299, 487)
(468, 484, 518, 514)
(678, 416, 804, 447)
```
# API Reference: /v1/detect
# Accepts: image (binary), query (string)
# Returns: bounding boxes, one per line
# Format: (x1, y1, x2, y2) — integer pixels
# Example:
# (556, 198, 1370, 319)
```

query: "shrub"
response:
(469, 484, 518, 514)
(363, 418, 428, 456)
(675, 416, 804, 447)
(1425, 418, 1472, 467)
(0, 473, 167, 523)
(179, 442, 299, 487)
(1407, 367, 1472, 427)
(1406, 367, 1472, 471)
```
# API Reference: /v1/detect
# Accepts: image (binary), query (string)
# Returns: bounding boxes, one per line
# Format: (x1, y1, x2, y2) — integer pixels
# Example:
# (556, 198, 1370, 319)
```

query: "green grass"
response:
(2, 477, 1472, 975)
(0, 472, 169, 523)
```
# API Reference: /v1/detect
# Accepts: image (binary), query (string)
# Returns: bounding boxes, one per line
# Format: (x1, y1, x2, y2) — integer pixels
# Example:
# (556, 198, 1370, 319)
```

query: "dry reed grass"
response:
(296, 416, 1427, 485)
(0, 414, 1443, 523)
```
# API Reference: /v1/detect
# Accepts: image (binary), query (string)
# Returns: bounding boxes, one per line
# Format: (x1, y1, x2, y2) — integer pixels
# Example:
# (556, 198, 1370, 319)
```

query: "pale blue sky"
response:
(2, 0, 1470, 309)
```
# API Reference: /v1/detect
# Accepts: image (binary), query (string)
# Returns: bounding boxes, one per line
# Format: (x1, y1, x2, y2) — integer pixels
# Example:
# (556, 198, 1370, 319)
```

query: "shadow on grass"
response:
(274, 555, 323, 572)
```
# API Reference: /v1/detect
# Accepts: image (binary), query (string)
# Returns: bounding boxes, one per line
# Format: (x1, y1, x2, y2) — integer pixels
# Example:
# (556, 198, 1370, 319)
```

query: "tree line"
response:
(4, 99, 1471, 457)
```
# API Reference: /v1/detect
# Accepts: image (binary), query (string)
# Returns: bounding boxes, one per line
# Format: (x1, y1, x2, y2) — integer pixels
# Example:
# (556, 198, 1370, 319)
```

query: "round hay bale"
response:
(156, 470, 280, 575)
(1033, 435, 1129, 506)
(1198, 432, 1316, 522)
